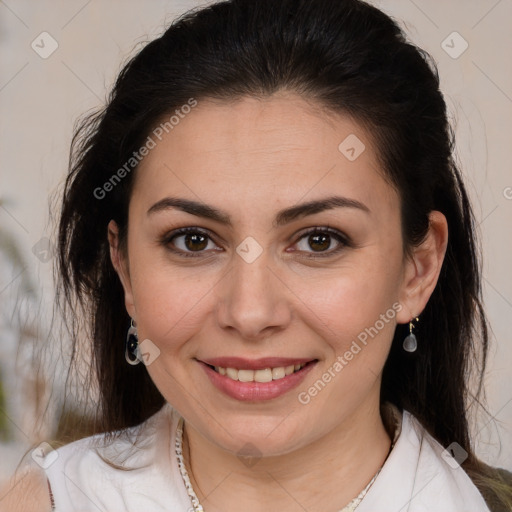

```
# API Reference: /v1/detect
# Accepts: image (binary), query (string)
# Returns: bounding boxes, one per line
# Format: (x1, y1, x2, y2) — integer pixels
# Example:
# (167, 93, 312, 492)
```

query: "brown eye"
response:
(307, 233, 331, 252)
(182, 232, 208, 251)
(293, 228, 349, 257)
(162, 227, 219, 257)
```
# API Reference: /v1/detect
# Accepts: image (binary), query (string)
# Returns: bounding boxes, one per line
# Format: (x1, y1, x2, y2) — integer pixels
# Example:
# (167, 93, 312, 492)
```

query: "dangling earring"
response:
(403, 316, 419, 353)
(125, 318, 140, 365)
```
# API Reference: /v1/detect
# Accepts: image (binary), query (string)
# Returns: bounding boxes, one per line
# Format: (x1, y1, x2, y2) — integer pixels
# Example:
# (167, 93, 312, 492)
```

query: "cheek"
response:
(128, 264, 215, 403)
(128, 250, 216, 351)
(297, 261, 401, 349)
(302, 275, 399, 397)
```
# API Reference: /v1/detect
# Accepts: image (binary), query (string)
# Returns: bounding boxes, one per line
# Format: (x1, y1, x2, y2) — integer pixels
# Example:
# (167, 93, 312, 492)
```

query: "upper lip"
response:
(198, 357, 316, 370)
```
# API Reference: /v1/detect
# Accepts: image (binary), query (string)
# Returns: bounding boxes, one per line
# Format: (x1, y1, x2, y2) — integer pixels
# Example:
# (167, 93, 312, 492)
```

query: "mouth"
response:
(196, 357, 318, 401)
(204, 362, 314, 382)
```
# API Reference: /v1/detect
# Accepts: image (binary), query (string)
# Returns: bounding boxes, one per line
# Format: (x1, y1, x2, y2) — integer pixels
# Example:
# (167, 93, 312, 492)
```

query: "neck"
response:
(182, 393, 392, 512)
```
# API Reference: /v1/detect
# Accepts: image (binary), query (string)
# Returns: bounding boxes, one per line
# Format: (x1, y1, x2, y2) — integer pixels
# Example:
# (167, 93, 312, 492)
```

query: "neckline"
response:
(173, 402, 403, 512)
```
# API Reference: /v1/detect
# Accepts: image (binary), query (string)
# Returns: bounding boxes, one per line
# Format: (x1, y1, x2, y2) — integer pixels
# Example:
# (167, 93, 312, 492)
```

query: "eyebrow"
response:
(147, 195, 370, 227)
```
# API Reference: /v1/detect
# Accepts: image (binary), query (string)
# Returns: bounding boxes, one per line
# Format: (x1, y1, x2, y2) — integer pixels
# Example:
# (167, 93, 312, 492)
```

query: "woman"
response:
(4, 0, 512, 510)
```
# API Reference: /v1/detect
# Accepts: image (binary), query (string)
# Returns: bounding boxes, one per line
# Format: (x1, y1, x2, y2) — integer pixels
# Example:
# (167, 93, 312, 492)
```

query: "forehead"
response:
(132, 93, 398, 221)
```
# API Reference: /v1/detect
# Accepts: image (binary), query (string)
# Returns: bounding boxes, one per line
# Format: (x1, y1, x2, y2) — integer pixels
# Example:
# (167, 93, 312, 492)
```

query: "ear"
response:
(396, 211, 448, 324)
(108, 220, 136, 320)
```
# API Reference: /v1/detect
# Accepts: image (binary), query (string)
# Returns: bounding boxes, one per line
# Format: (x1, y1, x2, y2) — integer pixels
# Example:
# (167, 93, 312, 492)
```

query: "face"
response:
(110, 92, 434, 456)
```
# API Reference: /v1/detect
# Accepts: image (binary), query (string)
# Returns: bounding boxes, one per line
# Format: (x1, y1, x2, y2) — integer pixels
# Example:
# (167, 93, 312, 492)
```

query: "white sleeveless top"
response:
(41, 403, 490, 512)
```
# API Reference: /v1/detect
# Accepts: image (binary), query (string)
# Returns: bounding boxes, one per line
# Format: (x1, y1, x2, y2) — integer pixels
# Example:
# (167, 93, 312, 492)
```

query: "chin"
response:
(207, 416, 312, 458)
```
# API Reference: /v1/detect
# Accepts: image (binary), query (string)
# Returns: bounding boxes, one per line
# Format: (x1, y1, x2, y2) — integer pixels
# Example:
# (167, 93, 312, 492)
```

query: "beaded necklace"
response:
(175, 417, 390, 512)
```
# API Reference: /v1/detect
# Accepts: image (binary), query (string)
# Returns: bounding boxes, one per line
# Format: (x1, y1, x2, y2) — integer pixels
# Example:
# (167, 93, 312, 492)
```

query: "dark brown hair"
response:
(55, 0, 511, 505)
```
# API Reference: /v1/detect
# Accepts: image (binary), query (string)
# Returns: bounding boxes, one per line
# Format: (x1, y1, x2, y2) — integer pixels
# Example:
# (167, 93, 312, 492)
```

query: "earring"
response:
(125, 318, 140, 365)
(403, 316, 419, 353)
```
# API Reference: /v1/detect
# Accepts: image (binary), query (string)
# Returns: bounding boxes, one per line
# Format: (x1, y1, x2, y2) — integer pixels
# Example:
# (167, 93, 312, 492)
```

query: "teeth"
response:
(272, 367, 285, 379)
(215, 363, 307, 382)
(226, 368, 238, 380)
(238, 369, 256, 382)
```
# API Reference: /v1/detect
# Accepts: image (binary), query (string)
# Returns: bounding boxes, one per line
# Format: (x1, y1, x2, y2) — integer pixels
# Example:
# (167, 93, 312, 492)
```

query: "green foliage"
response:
(0, 368, 11, 441)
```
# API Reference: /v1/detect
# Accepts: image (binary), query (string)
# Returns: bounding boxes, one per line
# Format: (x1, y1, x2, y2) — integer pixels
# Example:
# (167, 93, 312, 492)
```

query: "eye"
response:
(291, 227, 349, 257)
(161, 227, 220, 257)
(160, 226, 350, 259)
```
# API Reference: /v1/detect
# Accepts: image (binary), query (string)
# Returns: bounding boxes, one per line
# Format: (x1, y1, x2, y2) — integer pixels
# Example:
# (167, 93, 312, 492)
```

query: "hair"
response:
(55, 0, 511, 506)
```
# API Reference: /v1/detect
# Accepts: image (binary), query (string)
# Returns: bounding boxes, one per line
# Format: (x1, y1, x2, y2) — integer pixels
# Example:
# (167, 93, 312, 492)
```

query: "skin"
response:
(98, 92, 448, 512)
(2, 466, 52, 512)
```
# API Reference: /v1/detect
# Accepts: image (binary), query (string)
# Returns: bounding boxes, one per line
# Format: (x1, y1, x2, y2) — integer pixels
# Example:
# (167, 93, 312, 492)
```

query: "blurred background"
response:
(1, 0, 511, 488)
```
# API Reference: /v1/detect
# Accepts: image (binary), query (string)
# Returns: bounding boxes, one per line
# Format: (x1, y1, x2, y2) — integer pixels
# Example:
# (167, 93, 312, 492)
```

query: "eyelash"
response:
(159, 226, 350, 259)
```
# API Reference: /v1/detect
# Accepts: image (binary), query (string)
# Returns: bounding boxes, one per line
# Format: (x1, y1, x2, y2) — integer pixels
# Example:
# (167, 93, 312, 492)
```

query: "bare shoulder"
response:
(0, 466, 52, 512)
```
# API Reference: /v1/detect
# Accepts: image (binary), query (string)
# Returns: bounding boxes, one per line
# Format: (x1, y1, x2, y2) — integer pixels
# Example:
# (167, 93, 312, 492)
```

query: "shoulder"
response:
(361, 408, 493, 511)
(44, 406, 167, 479)
(40, 404, 191, 511)
(468, 461, 512, 512)
(0, 466, 52, 512)
(404, 411, 493, 510)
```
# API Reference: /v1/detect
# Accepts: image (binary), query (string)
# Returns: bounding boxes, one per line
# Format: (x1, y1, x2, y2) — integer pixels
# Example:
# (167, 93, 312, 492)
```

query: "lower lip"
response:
(198, 361, 317, 401)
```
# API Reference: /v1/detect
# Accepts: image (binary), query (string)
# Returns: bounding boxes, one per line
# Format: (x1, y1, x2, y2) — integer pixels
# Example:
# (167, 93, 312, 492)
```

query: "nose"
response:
(215, 249, 292, 341)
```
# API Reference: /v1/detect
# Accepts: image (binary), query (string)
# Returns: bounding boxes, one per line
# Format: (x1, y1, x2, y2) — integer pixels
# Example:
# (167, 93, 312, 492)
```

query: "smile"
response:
(197, 358, 318, 401)
(209, 363, 307, 382)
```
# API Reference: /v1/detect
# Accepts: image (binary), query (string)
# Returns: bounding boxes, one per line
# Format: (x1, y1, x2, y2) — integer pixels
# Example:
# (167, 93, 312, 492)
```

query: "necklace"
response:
(175, 417, 204, 511)
(175, 417, 386, 512)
